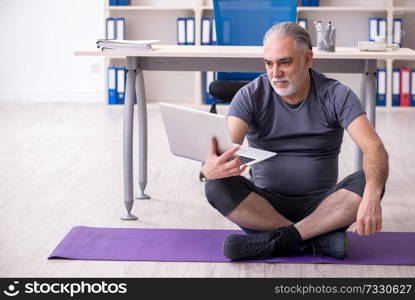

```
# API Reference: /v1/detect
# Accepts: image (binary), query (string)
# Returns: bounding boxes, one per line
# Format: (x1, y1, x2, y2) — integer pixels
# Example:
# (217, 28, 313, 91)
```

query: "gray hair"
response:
(263, 22, 312, 52)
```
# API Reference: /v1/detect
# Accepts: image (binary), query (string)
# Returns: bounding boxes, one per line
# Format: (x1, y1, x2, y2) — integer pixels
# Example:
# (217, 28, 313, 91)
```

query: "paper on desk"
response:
(97, 39, 160, 51)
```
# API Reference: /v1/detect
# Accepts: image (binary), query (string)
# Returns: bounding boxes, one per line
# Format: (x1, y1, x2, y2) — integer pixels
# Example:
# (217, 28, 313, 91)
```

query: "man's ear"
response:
(305, 49, 313, 68)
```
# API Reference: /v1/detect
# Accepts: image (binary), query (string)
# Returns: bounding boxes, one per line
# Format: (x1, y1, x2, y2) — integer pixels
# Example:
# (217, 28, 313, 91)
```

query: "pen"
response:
(326, 21, 332, 31)
(329, 25, 335, 43)
(314, 21, 322, 31)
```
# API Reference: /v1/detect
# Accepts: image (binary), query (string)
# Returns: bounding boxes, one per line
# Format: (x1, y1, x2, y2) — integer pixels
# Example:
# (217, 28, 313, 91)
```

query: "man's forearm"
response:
(362, 143, 389, 198)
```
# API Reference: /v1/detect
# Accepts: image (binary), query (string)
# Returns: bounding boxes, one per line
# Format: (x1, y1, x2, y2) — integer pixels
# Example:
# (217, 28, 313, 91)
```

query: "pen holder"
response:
(316, 29, 335, 52)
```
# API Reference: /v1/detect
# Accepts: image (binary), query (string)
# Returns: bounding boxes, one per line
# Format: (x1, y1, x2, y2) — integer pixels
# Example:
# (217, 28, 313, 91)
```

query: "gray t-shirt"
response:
(228, 69, 365, 197)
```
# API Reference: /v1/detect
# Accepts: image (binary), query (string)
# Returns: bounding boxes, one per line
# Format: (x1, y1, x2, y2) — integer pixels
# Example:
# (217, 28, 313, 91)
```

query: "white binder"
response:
(177, 18, 186, 45)
(106, 18, 116, 40)
(107, 66, 117, 104)
(392, 69, 400, 106)
(368, 18, 378, 41)
(298, 18, 307, 30)
(376, 69, 386, 106)
(201, 18, 211, 45)
(378, 18, 386, 40)
(206, 72, 215, 93)
(186, 18, 195, 45)
(116, 68, 126, 104)
(211, 19, 217, 45)
(393, 18, 402, 45)
(116, 18, 125, 40)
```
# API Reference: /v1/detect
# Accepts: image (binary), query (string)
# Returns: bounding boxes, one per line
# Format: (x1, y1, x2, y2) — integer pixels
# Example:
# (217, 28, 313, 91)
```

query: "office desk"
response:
(75, 46, 415, 220)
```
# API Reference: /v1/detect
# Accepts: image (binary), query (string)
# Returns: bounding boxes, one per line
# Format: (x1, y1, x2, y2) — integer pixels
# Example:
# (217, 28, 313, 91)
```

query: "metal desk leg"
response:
(135, 64, 150, 200)
(121, 57, 138, 220)
(365, 60, 377, 128)
(355, 59, 377, 171)
(355, 70, 366, 171)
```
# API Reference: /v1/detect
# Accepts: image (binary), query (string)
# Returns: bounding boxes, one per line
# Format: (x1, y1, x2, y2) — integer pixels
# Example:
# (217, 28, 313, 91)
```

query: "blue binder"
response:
(117, 0, 130, 5)
(301, 0, 319, 6)
(376, 69, 386, 106)
(177, 18, 186, 45)
(109, 0, 118, 5)
(116, 68, 126, 104)
(213, 0, 297, 83)
(411, 69, 415, 106)
(107, 67, 117, 105)
(392, 68, 400, 106)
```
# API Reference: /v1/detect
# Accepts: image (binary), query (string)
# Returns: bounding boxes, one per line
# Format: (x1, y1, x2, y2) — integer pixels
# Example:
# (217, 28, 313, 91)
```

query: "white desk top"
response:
(75, 45, 415, 60)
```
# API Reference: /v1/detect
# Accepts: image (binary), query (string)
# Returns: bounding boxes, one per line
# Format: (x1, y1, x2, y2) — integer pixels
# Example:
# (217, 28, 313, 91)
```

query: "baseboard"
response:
(0, 90, 106, 104)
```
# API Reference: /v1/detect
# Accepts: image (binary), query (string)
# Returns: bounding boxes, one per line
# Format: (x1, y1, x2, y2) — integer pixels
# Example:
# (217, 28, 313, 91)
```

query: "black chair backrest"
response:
(208, 80, 250, 103)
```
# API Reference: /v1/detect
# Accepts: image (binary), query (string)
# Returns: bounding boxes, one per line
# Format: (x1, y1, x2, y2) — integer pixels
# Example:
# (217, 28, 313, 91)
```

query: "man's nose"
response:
(271, 64, 283, 78)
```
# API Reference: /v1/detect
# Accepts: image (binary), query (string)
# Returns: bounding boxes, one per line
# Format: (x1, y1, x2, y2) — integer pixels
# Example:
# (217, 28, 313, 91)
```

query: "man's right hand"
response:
(201, 137, 248, 180)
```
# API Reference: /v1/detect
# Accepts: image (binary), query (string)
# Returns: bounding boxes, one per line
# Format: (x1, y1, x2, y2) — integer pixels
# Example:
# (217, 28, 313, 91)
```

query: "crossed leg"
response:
(226, 191, 293, 231)
(205, 171, 372, 240)
(226, 188, 361, 240)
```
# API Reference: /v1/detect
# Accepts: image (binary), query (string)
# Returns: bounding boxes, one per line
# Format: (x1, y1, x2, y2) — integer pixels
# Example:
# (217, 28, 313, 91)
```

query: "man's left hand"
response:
(353, 197, 382, 236)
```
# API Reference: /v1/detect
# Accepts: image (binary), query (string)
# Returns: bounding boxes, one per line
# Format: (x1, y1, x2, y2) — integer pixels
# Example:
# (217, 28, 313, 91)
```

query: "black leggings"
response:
(205, 170, 385, 233)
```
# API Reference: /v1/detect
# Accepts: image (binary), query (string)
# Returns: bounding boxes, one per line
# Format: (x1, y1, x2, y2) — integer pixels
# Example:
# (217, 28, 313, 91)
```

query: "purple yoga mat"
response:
(48, 226, 415, 265)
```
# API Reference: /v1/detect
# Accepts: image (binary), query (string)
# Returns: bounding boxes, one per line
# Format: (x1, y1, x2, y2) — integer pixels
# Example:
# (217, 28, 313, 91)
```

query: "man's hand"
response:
(347, 115, 388, 236)
(201, 137, 248, 180)
(353, 196, 382, 235)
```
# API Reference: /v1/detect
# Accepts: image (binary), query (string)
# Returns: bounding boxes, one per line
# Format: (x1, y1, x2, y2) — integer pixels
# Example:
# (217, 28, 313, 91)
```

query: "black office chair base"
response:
(210, 103, 217, 114)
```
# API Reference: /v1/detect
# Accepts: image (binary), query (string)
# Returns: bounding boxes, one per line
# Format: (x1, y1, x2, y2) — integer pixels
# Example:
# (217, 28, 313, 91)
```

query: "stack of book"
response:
(97, 39, 159, 51)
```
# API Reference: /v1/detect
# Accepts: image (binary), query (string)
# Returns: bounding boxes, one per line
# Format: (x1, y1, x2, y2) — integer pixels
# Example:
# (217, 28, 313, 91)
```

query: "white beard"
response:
(269, 77, 300, 97)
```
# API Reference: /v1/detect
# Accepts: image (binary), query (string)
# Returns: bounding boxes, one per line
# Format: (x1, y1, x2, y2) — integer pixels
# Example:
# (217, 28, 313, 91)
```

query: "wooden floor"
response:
(1, 103, 415, 277)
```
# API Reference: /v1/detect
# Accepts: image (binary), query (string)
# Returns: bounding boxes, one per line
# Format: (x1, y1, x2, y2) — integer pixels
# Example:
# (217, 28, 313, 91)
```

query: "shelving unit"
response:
(105, 6, 195, 10)
(103, 0, 415, 107)
(297, 6, 387, 12)
(297, 0, 415, 107)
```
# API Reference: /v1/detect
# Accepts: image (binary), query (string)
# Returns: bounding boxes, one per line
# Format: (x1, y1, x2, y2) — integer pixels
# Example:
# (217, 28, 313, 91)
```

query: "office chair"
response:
(207, 80, 250, 114)
(199, 0, 297, 182)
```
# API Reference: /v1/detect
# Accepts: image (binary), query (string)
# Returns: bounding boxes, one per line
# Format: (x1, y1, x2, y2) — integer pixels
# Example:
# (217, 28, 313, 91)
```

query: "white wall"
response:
(0, 0, 105, 103)
(0, 0, 394, 104)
